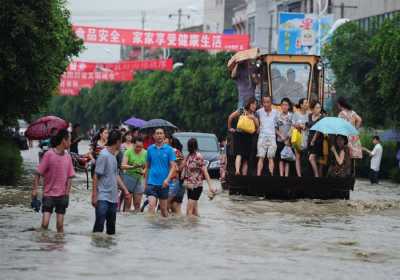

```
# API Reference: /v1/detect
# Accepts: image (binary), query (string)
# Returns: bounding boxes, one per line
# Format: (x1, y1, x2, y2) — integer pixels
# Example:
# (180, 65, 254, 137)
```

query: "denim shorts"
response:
(169, 179, 185, 203)
(146, 184, 169, 200)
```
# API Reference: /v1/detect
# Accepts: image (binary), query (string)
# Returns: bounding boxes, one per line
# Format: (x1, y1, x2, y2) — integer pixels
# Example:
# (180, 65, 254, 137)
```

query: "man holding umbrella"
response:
(144, 128, 176, 217)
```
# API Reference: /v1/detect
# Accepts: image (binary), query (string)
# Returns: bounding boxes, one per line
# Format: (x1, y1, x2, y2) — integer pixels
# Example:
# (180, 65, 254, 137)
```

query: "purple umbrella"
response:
(124, 117, 147, 128)
(379, 129, 400, 142)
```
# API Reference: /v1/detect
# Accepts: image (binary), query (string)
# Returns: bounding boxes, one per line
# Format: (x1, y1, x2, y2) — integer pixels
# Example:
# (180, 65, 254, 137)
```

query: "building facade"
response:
(232, 0, 400, 53)
(203, 0, 243, 33)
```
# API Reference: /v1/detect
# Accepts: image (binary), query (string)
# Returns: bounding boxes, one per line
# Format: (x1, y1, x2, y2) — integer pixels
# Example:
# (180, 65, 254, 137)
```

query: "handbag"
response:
(237, 113, 256, 134)
(280, 145, 296, 162)
(291, 128, 303, 152)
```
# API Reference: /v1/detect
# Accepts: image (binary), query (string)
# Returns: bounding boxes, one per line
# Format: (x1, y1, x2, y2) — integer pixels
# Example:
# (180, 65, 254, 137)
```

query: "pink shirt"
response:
(37, 149, 75, 197)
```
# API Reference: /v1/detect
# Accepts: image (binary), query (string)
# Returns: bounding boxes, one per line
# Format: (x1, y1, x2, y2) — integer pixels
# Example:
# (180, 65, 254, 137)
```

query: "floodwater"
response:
(1, 143, 400, 280)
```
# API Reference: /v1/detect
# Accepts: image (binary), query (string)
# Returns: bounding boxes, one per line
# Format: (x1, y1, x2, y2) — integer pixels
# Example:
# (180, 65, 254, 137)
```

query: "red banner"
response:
(59, 87, 80, 96)
(67, 59, 173, 72)
(62, 71, 134, 82)
(60, 79, 95, 89)
(73, 25, 249, 52)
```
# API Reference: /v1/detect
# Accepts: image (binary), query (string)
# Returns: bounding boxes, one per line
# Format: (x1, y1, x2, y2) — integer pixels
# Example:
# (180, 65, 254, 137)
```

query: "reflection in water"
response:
(91, 233, 117, 249)
(0, 146, 399, 279)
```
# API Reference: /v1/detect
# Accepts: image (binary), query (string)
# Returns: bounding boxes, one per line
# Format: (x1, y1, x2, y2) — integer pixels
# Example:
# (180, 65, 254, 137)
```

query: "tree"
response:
(0, 0, 83, 127)
(324, 16, 400, 128)
(368, 15, 400, 128)
(45, 51, 238, 138)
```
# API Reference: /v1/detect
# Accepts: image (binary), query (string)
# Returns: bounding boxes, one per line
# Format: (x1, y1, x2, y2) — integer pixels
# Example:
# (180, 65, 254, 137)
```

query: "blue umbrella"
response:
(379, 129, 400, 142)
(124, 117, 147, 128)
(310, 117, 359, 136)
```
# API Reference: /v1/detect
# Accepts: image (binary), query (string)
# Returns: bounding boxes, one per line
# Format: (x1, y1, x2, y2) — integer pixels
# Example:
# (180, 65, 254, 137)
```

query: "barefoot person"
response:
(182, 138, 216, 217)
(121, 136, 147, 211)
(292, 98, 309, 177)
(167, 137, 185, 215)
(275, 98, 293, 177)
(144, 128, 176, 217)
(256, 96, 278, 176)
(362, 136, 383, 184)
(92, 130, 130, 235)
(307, 101, 324, 177)
(227, 97, 259, 176)
(327, 135, 351, 178)
(31, 129, 75, 233)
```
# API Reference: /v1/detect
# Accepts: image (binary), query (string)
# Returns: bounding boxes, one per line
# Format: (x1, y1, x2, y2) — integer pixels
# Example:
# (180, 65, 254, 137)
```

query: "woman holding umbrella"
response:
(310, 116, 359, 178)
(327, 135, 351, 178)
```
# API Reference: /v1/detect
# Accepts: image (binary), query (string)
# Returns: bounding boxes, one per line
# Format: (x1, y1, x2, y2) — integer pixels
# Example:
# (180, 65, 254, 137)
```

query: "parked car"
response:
(7, 119, 29, 150)
(173, 132, 220, 178)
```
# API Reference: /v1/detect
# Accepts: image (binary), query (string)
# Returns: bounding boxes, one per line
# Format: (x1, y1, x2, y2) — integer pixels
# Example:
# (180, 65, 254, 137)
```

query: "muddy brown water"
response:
(0, 143, 399, 280)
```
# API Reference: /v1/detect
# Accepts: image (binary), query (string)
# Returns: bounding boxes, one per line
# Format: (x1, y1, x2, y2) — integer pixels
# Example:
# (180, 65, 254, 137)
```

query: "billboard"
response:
(278, 12, 334, 55)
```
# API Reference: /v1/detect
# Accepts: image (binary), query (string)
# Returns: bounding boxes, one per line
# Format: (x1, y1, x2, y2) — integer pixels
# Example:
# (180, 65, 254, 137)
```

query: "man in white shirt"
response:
(362, 136, 383, 184)
(256, 96, 278, 176)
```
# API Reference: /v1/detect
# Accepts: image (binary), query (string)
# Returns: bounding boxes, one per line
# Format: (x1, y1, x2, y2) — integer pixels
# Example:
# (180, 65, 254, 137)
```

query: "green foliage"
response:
(0, 0, 83, 127)
(0, 137, 23, 185)
(46, 51, 237, 138)
(324, 16, 400, 128)
(389, 168, 400, 184)
(368, 15, 400, 127)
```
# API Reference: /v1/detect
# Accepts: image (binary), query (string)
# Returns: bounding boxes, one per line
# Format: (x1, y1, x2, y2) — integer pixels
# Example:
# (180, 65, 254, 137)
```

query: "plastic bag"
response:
(280, 145, 296, 161)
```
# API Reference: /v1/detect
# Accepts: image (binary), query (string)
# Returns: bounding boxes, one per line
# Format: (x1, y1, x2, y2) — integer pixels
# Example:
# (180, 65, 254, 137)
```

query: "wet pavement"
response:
(0, 143, 399, 280)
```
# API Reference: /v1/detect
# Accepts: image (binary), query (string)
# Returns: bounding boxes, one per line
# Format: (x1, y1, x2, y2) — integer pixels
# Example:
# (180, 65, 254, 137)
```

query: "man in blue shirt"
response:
(144, 128, 176, 217)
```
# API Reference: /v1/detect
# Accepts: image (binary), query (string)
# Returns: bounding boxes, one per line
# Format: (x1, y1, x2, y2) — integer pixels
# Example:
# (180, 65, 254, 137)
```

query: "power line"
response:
(168, 8, 191, 31)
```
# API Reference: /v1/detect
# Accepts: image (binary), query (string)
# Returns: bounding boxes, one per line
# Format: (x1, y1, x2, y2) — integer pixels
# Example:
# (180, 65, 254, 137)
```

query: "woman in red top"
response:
(182, 138, 216, 217)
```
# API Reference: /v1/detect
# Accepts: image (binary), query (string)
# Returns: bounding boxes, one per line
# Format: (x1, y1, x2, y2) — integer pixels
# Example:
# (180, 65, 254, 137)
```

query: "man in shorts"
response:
(32, 129, 75, 233)
(256, 96, 278, 176)
(144, 128, 176, 217)
(92, 130, 130, 235)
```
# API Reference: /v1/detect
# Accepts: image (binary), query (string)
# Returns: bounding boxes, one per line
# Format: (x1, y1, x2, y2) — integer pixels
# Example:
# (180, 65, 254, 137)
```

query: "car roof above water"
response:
(173, 132, 217, 138)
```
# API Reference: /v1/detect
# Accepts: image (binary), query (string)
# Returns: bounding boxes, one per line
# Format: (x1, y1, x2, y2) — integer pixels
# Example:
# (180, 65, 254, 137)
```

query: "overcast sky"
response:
(67, 0, 204, 62)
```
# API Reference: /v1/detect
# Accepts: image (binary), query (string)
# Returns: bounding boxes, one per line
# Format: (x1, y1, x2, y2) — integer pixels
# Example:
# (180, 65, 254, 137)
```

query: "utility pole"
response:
(169, 8, 190, 31)
(331, 2, 357, 18)
(141, 11, 146, 59)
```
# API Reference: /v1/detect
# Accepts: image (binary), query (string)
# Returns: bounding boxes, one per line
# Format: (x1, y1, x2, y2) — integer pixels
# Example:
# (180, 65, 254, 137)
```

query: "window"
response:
(177, 136, 219, 153)
(248, 16, 255, 43)
(288, 1, 302, 12)
(270, 63, 311, 105)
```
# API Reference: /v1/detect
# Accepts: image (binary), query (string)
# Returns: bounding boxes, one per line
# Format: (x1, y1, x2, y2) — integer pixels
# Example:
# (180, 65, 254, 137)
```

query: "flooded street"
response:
(1, 144, 400, 280)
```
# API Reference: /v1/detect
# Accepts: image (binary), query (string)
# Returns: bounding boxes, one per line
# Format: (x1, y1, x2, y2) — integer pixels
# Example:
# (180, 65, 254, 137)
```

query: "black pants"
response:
(93, 200, 117, 235)
(369, 169, 379, 184)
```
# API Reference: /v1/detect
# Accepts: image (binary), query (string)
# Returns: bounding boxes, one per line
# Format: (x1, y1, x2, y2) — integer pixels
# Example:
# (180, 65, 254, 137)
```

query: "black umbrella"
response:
(140, 119, 177, 130)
